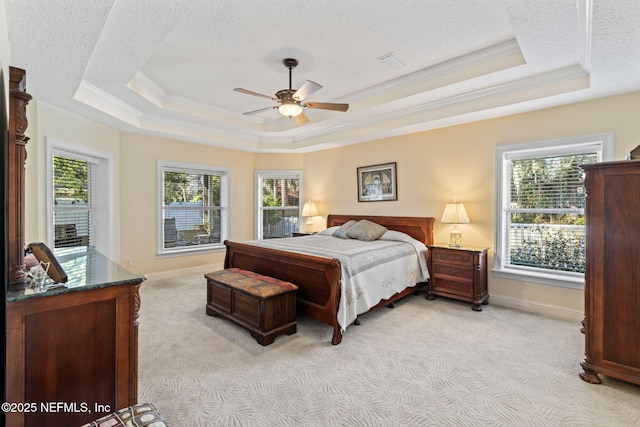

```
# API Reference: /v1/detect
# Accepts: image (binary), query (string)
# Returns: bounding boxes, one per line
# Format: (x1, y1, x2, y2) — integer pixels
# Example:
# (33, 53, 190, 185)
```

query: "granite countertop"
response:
(7, 246, 146, 302)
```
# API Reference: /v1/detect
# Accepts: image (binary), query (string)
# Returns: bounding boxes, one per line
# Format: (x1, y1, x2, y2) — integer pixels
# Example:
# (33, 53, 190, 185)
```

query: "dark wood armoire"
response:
(580, 159, 640, 385)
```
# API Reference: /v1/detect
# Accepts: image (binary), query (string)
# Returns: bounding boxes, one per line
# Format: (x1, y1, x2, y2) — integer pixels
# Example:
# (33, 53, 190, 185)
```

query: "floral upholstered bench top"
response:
(209, 268, 298, 298)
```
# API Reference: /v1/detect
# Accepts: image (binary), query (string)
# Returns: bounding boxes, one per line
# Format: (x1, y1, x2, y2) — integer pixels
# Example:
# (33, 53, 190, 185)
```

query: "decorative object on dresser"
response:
(357, 162, 397, 202)
(426, 244, 489, 311)
(224, 214, 434, 344)
(205, 268, 298, 345)
(440, 198, 470, 247)
(626, 144, 640, 160)
(579, 159, 640, 386)
(301, 200, 319, 233)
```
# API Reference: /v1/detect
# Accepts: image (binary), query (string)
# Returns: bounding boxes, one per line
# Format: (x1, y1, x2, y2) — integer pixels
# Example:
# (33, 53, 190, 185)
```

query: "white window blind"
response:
(506, 152, 596, 273)
(52, 154, 96, 248)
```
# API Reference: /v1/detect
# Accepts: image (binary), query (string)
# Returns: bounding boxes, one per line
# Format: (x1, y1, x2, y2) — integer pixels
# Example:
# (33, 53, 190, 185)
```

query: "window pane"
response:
(162, 168, 226, 250)
(262, 209, 300, 239)
(508, 218, 586, 273)
(261, 178, 299, 207)
(510, 153, 595, 211)
(164, 172, 220, 207)
(53, 155, 93, 248)
(54, 156, 88, 206)
(506, 152, 596, 274)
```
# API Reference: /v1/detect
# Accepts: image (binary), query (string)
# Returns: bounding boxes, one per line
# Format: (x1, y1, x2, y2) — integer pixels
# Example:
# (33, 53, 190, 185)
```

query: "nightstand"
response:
(426, 244, 489, 311)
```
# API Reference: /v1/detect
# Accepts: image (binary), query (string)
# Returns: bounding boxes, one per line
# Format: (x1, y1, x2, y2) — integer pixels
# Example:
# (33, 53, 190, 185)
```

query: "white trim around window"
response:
(157, 160, 230, 257)
(45, 137, 113, 258)
(255, 170, 303, 239)
(493, 132, 613, 289)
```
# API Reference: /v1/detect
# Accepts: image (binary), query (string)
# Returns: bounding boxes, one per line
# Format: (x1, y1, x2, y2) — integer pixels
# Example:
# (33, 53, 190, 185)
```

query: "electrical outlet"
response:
(125, 257, 132, 266)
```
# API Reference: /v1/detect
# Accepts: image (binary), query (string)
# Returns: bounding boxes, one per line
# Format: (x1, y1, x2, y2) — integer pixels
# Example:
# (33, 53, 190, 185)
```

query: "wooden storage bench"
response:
(205, 268, 298, 345)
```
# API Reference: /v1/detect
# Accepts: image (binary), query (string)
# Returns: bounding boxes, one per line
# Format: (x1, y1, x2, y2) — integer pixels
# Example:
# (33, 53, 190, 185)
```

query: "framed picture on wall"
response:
(357, 162, 397, 202)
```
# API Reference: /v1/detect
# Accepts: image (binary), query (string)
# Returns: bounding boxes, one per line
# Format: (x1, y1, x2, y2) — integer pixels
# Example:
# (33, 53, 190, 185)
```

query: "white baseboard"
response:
(145, 263, 224, 282)
(489, 295, 583, 322)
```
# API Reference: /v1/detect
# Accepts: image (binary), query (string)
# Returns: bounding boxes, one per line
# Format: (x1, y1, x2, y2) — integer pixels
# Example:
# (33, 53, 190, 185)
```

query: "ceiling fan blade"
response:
(243, 106, 277, 115)
(293, 80, 322, 101)
(305, 102, 349, 112)
(234, 88, 278, 101)
(294, 112, 309, 125)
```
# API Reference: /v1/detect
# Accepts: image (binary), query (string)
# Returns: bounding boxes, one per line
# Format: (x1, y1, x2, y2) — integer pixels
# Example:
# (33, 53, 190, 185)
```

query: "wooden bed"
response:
(224, 214, 435, 344)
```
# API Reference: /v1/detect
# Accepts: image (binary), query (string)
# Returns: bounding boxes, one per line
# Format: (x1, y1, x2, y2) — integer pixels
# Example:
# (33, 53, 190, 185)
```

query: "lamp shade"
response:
(301, 200, 318, 217)
(441, 202, 470, 224)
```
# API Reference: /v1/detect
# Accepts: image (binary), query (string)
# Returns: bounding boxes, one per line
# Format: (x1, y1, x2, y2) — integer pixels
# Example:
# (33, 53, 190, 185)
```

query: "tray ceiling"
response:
(5, 0, 640, 152)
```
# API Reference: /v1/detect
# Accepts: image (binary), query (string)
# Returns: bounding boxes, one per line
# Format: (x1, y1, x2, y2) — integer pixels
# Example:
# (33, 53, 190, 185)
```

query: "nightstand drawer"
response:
(432, 249, 473, 266)
(431, 278, 472, 296)
(433, 263, 473, 282)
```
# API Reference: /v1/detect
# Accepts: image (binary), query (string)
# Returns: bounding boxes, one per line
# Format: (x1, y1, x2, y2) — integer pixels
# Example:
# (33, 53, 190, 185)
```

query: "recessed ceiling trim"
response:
(577, 0, 594, 71)
(74, 80, 143, 127)
(347, 39, 524, 104)
(127, 71, 265, 128)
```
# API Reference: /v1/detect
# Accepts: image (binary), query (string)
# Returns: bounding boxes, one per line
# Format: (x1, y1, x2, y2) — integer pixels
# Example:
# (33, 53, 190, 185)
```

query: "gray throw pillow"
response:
(332, 220, 357, 239)
(346, 219, 388, 241)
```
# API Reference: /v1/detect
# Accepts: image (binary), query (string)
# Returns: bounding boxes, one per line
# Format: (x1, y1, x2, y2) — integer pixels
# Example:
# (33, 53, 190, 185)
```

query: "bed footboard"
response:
(224, 240, 344, 344)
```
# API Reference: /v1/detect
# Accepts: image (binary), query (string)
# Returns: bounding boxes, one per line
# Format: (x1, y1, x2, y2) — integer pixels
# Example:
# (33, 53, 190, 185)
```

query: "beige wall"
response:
(303, 91, 640, 319)
(24, 102, 122, 258)
(0, 1, 10, 115)
(119, 133, 256, 274)
(19, 88, 640, 319)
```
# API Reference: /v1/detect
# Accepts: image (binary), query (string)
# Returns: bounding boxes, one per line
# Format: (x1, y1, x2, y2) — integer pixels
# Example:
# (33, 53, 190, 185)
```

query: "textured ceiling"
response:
(5, 0, 640, 152)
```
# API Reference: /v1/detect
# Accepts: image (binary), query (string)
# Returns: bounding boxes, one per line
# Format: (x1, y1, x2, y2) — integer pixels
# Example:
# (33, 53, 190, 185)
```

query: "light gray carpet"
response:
(138, 274, 640, 426)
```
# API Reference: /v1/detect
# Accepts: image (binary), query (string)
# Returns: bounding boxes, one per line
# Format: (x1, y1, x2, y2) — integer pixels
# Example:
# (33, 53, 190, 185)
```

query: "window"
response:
(52, 155, 94, 248)
(255, 171, 302, 239)
(494, 133, 613, 288)
(46, 138, 112, 257)
(158, 161, 229, 254)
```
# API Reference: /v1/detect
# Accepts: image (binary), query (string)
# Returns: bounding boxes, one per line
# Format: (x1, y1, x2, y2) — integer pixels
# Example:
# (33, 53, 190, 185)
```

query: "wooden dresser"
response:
(6, 247, 146, 427)
(580, 160, 640, 385)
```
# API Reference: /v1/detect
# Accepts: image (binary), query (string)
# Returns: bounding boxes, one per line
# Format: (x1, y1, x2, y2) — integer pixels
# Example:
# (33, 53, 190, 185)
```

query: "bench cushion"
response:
(209, 268, 298, 298)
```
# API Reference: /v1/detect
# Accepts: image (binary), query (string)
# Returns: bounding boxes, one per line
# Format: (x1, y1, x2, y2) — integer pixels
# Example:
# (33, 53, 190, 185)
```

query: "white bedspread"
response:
(244, 233, 429, 330)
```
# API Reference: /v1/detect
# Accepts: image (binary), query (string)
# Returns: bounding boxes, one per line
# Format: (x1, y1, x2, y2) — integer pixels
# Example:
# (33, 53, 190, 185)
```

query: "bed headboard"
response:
(326, 214, 435, 246)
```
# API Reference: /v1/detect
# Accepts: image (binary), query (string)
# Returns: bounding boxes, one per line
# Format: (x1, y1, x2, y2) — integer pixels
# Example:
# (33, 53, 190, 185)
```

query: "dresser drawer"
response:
(431, 277, 472, 296)
(433, 263, 473, 282)
(432, 249, 473, 266)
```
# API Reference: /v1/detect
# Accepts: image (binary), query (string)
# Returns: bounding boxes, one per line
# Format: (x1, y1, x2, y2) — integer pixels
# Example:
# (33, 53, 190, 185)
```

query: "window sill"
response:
(157, 244, 225, 258)
(492, 267, 585, 290)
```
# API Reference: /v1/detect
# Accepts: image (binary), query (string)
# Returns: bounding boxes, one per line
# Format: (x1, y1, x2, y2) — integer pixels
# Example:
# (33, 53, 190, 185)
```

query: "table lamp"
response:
(301, 200, 318, 233)
(441, 198, 470, 247)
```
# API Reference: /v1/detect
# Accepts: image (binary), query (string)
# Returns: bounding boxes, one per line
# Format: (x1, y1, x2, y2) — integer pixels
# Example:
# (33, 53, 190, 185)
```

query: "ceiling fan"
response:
(234, 58, 349, 125)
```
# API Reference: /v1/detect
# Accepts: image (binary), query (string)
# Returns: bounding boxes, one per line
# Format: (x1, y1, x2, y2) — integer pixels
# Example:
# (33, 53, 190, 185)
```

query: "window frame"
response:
(46, 137, 113, 257)
(493, 133, 613, 289)
(255, 170, 303, 239)
(157, 160, 230, 256)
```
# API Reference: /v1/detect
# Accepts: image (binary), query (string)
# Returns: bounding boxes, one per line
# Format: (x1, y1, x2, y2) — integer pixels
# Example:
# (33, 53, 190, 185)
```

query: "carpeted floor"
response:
(138, 273, 640, 426)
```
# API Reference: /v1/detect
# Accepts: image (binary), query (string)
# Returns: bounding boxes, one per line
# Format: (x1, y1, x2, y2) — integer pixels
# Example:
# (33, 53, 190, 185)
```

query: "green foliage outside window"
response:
(54, 156, 88, 205)
(508, 153, 596, 273)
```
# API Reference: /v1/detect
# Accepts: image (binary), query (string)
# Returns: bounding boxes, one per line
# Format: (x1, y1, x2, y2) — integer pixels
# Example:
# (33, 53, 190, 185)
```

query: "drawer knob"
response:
(447, 268, 458, 275)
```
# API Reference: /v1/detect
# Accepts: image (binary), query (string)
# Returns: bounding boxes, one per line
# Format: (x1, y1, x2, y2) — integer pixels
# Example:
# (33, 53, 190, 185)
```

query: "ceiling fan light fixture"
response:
(278, 101, 302, 117)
